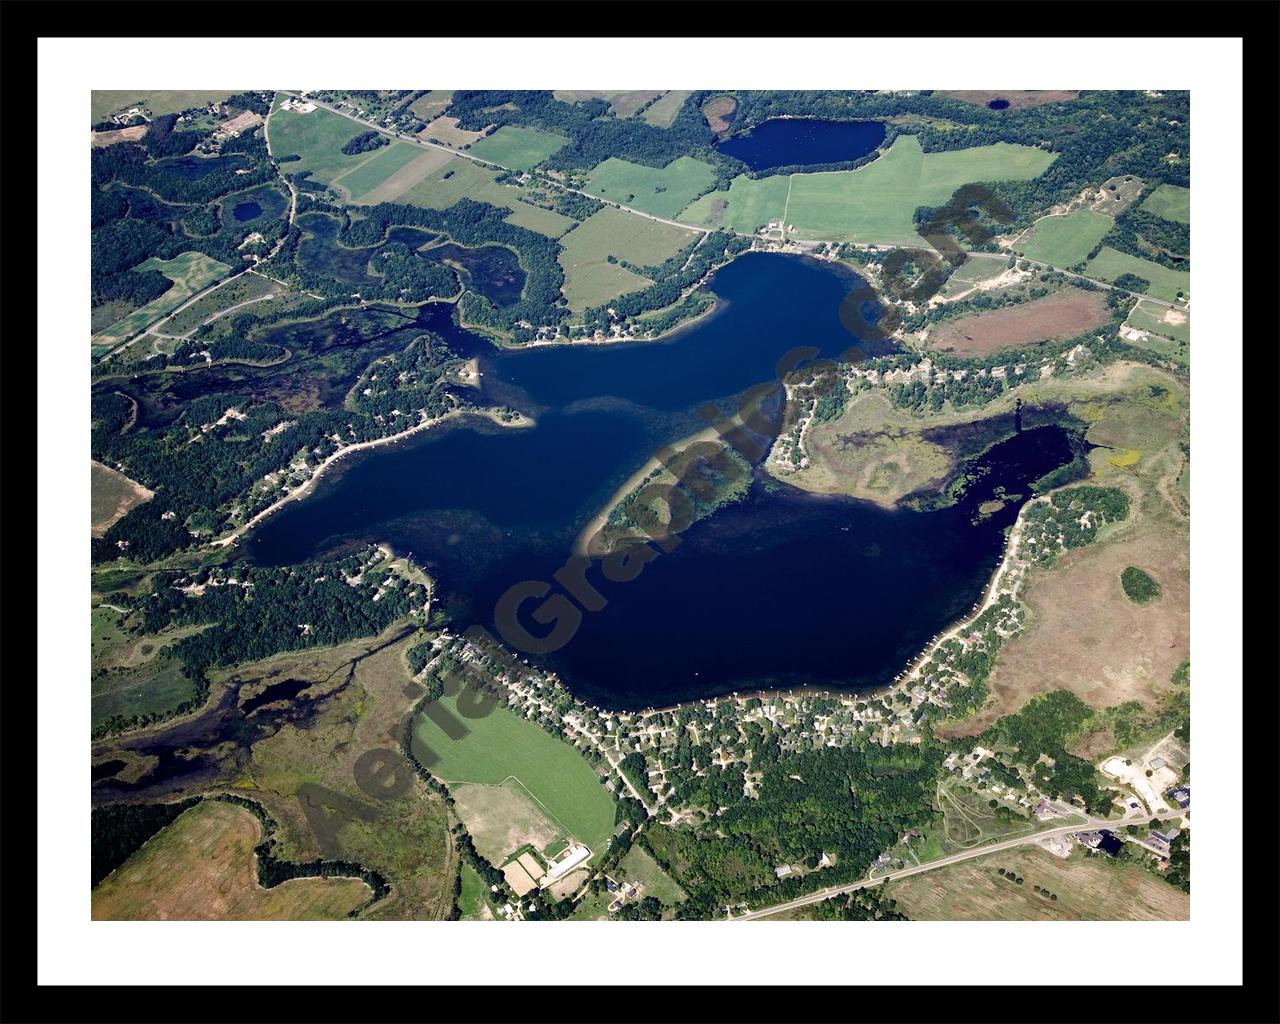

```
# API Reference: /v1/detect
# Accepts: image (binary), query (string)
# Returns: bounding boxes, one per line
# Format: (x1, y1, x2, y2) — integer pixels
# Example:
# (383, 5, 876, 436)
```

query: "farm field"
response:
(335, 141, 434, 202)
(457, 862, 493, 920)
(928, 289, 1112, 357)
(1124, 300, 1190, 366)
(398, 154, 574, 237)
(885, 846, 1187, 921)
(91, 461, 154, 536)
(935, 258, 1028, 302)
(470, 125, 569, 170)
(92, 650, 200, 732)
(451, 779, 564, 867)
(683, 135, 1056, 242)
(92, 252, 233, 350)
(412, 693, 616, 860)
(1140, 183, 1191, 224)
(92, 801, 372, 920)
(1086, 247, 1189, 303)
(584, 155, 717, 219)
(680, 173, 790, 233)
(558, 206, 698, 311)
(267, 100, 391, 184)
(91, 90, 241, 122)
(1016, 209, 1114, 267)
(641, 90, 693, 127)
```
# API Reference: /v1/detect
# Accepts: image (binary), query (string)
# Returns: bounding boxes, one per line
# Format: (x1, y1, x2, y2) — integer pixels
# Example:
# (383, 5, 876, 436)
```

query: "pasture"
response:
(91, 801, 371, 920)
(91, 461, 154, 536)
(412, 693, 616, 859)
(92, 252, 233, 348)
(642, 90, 693, 127)
(267, 101, 386, 184)
(418, 116, 485, 148)
(885, 846, 1188, 921)
(1086, 247, 1189, 303)
(618, 845, 686, 905)
(584, 155, 717, 219)
(91, 651, 200, 731)
(158, 272, 281, 336)
(928, 289, 1112, 357)
(1140, 183, 1191, 224)
(409, 90, 453, 121)
(336, 142, 434, 202)
(1016, 210, 1114, 267)
(451, 778, 565, 867)
(398, 155, 574, 237)
(470, 125, 569, 170)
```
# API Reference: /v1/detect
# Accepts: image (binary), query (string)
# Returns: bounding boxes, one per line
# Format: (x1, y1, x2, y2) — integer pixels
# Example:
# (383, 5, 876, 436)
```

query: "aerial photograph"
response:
(87, 87, 1192, 924)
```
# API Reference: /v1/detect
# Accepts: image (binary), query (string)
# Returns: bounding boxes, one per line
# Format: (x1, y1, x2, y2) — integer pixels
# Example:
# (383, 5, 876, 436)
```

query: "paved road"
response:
(729, 809, 1166, 921)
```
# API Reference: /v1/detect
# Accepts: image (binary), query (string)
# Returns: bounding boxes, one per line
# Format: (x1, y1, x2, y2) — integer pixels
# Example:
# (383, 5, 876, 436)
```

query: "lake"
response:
(246, 252, 1080, 709)
(716, 118, 886, 172)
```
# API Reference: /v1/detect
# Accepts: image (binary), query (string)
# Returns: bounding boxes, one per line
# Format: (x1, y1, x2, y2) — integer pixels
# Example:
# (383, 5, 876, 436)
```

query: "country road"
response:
(729, 809, 1170, 921)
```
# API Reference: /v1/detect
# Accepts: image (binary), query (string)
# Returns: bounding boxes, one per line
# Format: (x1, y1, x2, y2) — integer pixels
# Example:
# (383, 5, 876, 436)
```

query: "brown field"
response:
(353, 147, 454, 205)
(409, 90, 453, 121)
(92, 621, 458, 920)
(702, 94, 738, 134)
(936, 364, 1189, 737)
(929, 289, 1112, 356)
(451, 780, 563, 866)
(418, 116, 484, 148)
(886, 846, 1187, 920)
(91, 460, 154, 537)
(91, 125, 149, 148)
(220, 110, 263, 135)
(554, 90, 663, 118)
(940, 90, 1079, 110)
(92, 800, 371, 920)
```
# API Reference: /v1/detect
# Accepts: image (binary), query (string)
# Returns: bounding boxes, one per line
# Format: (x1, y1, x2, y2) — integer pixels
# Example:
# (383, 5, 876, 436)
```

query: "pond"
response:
(152, 154, 246, 180)
(245, 252, 1080, 709)
(716, 118, 887, 172)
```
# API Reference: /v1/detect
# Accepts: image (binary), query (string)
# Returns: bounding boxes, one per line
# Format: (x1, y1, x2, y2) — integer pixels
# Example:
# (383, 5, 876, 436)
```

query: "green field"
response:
(159, 272, 281, 336)
(92, 652, 200, 731)
(682, 135, 1057, 243)
(585, 156, 717, 219)
(642, 90, 693, 128)
(91, 90, 240, 123)
(92, 252, 233, 350)
(1017, 209, 1114, 266)
(1140, 183, 1190, 224)
(470, 125, 569, 170)
(398, 154, 574, 237)
(457, 862, 492, 920)
(409, 90, 453, 121)
(1086, 246, 1190, 303)
(680, 173, 791, 233)
(335, 141, 432, 201)
(556, 207, 699, 310)
(1126, 299, 1190, 345)
(413, 694, 616, 857)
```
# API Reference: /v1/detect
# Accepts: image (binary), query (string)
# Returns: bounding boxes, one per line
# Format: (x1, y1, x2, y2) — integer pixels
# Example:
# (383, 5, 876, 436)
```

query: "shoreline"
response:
(209, 405, 533, 548)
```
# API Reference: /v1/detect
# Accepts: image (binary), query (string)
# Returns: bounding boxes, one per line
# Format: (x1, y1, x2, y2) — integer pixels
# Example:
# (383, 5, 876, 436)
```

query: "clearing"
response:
(928, 289, 1112, 357)
(91, 90, 242, 122)
(92, 800, 372, 920)
(451, 778, 565, 867)
(939, 91, 1079, 110)
(1140, 184, 1190, 225)
(1016, 210, 1114, 267)
(418, 115, 486, 148)
(885, 845, 1187, 920)
(91, 461, 154, 536)
(584, 155, 718, 220)
(554, 90, 665, 119)
(398, 154, 574, 237)
(642, 91, 693, 128)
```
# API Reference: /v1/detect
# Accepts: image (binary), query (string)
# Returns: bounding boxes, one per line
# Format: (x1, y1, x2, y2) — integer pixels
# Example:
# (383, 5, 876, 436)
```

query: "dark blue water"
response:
(247, 253, 1075, 709)
(233, 201, 263, 221)
(987, 99, 1011, 110)
(717, 118, 887, 172)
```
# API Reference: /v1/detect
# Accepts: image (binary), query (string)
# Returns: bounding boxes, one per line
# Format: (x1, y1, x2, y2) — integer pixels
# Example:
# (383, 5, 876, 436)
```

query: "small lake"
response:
(716, 118, 886, 172)
(233, 200, 262, 221)
(245, 252, 1080, 709)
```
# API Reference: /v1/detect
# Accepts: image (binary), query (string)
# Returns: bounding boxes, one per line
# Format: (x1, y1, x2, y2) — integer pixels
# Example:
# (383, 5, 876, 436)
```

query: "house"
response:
(774, 864, 793, 879)
(605, 877, 619, 893)
(1152, 827, 1181, 845)
(1168, 786, 1191, 809)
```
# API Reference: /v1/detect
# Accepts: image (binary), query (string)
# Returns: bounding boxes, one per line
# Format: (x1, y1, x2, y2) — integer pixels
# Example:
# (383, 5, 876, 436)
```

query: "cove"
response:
(245, 252, 1076, 710)
(716, 118, 886, 172)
